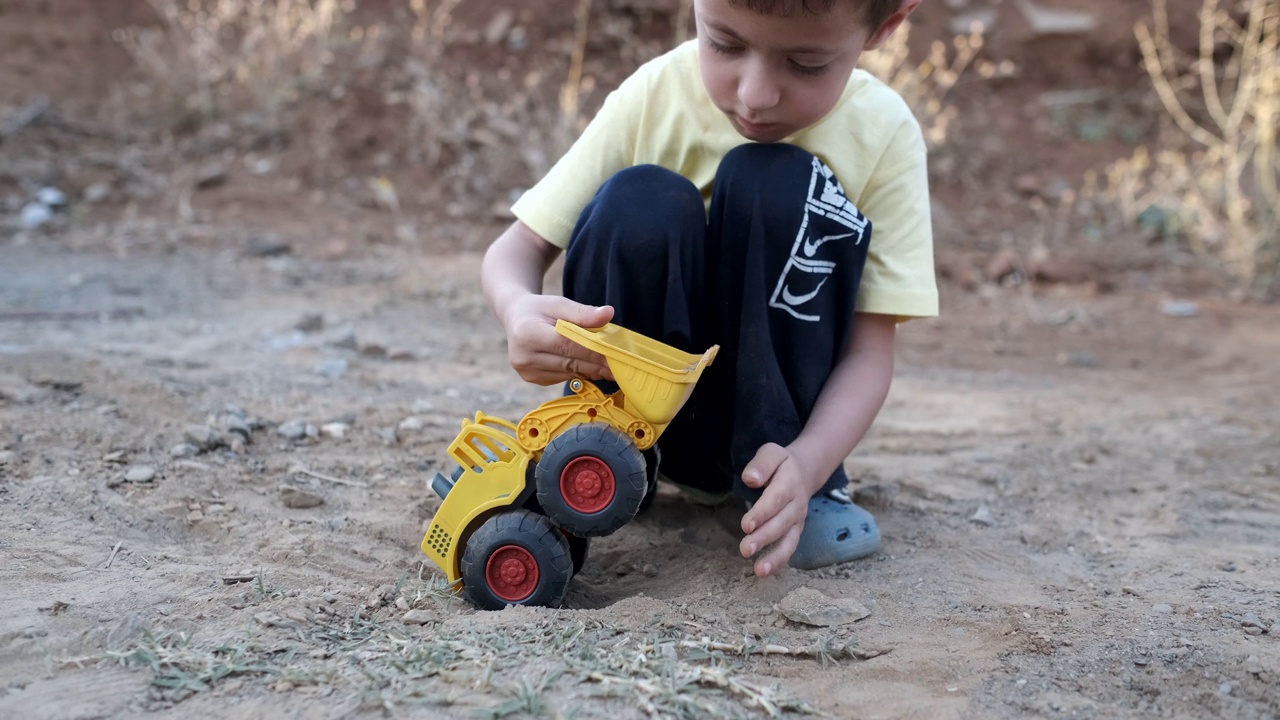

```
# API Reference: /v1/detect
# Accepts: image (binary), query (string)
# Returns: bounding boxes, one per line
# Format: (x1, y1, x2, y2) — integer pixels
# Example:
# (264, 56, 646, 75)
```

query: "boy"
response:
(480, 0, 937, 577)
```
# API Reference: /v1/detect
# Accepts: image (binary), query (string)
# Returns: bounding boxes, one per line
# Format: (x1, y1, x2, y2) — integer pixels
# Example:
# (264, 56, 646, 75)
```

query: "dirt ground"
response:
(1, 1, 1278, 719)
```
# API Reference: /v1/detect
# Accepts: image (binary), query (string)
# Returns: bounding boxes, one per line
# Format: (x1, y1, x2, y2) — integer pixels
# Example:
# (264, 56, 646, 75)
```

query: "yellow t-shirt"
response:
(512, 40, 938, 320)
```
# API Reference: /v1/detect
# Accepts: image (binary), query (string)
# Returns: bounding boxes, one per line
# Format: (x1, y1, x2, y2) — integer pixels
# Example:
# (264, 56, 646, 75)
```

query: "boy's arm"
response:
(738, 312, 896, 576)
(481, 220, 616, 385)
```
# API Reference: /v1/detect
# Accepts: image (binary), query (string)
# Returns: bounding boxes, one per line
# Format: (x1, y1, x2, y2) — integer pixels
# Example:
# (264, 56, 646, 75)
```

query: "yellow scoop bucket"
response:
(556, 320, 718, 427)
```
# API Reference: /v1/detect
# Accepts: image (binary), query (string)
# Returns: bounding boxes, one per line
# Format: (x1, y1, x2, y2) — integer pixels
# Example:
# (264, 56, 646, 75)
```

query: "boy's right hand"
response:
(501, 294, 616, 386)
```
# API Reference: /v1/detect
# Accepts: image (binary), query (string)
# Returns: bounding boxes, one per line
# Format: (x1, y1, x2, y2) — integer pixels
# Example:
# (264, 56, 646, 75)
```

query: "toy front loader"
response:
(422, 321, 717, 610)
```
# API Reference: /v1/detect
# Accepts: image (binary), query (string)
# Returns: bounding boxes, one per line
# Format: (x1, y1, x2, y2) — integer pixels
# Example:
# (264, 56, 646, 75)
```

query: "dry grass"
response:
(87, 603, 830, 718)
(859, 22, 1016, 149)
(114, 0, 352, 132)
(1082, 0, 1279, 299)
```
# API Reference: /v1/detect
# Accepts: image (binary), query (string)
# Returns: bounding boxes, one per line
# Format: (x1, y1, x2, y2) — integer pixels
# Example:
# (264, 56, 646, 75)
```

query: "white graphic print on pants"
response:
(768, 157, 869, 322)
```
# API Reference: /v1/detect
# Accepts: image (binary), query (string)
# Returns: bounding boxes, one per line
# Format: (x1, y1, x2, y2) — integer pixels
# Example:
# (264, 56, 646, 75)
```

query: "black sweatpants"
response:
(563, 144, 872, 501)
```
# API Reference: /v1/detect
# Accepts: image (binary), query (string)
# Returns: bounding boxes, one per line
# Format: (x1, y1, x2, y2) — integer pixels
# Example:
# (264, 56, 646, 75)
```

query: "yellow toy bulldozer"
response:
(421, 320, 717, 610)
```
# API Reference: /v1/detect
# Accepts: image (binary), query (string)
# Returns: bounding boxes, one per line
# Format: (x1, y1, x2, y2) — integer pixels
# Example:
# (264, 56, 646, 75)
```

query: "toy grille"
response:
(425, 525, 452, 556)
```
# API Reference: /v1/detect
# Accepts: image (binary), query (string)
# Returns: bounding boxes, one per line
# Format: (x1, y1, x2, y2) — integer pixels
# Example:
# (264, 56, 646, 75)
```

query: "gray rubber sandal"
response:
(789, 488, 881, 570)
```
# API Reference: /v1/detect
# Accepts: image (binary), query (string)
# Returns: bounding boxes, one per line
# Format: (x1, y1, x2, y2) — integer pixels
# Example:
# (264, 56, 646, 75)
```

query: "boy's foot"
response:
(789, 488, 880, 570)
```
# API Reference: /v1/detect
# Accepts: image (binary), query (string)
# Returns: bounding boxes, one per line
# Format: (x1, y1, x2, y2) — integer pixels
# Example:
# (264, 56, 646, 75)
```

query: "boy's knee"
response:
(719, 143, 815, 180)
(582, 165, 705, 251)
(597, 165, 703, 220)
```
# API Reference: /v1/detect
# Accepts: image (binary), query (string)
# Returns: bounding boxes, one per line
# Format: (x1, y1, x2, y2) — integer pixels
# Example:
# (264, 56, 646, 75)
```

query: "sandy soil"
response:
(1, 1, 1277, 719)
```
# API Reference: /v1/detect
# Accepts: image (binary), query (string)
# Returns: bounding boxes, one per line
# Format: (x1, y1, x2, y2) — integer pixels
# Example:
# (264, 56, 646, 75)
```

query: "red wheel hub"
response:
(485, 545, 539, 602)
(560, 456, 616, 514)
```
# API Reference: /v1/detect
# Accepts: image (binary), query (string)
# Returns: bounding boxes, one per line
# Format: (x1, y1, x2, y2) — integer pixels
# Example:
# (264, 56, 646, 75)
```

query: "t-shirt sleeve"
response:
(854, 118, 938, 322)
(510, 67, 648, 249)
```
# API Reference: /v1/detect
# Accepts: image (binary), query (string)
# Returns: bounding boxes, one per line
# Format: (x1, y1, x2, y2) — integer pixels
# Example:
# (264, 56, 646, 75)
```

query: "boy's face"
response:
(695, 0, 902, 143)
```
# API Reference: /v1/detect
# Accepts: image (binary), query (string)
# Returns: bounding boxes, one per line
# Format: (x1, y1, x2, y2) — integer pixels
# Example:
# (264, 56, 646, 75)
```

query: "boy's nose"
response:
(737, 62, 780, 113)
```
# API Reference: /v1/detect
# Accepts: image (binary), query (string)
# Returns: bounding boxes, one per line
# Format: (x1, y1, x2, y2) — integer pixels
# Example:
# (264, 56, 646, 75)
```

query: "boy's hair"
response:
(728, 0, 901, 30)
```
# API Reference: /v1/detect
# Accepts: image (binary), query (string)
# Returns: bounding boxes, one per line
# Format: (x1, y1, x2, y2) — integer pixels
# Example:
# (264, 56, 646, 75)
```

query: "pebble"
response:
(183, 426, 224, 452)
(1219, 682, 1233, 696)
(402, 609, 435, 625)
(83, 182, 111, 203)
(398, 416, 425, 432)
(169, 443, 199, 458)
(969, 504, 994, 526)
(777, 587, 871, 627)
(295, 313, 325, 333)
(245, 236, 292, 258)
(0, 450, 15, 466)
(317, 359, 348, 379)
(322, 592, 338, 604)
(1160, 299, 1200, 318)
(1246, 655, 1263, 675)
(22, 627, 48, 639)
(187, 510, 204, 523)
(376, 428, 399, 446)
(280, 487, 324, 509)
(19, 202, 52, 228)
(37, 187, 67, 206)
(124, 466, 157, 483)
(277, 420, 309, 440)
(1152, 604, 1174, 614)
(320, 422, 350, 439)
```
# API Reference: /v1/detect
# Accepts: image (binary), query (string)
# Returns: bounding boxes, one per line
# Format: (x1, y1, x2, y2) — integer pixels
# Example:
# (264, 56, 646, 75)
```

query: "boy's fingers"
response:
(544, 297, 615, 328)
(741, 497, 804, 557)
(741, 443, 788, 489)
(754, 525, 802, 577)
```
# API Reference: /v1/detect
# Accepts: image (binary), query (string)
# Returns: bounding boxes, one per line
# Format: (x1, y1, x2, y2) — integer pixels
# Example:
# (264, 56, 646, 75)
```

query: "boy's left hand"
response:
(739, 443, 820, 577)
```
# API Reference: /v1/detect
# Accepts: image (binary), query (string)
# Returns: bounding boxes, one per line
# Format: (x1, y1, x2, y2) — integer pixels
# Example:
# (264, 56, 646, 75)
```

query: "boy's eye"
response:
(789, 60, 829, 77)
(707, 38, 743, 56)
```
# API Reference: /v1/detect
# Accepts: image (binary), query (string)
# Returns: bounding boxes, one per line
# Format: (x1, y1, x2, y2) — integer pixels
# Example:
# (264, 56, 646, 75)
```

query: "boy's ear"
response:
(864, 0, 922, 50)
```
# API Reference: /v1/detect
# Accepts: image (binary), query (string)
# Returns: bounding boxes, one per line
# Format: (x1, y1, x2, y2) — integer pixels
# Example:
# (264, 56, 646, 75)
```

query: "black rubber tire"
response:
(565, 533, 589, 576)
(460, 510, 573, 610)
(535, 423, 647, 537)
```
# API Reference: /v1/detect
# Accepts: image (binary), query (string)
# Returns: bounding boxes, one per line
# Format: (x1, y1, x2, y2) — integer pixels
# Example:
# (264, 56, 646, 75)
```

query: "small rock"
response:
(195, 164, 229, 190)
(985, 247, 1020, 282)
(398, 416, 425, 432)
(169, 443, 199, 458)
(187, 510, 205, 523)
(376, 427, 399, 446)
(1240, 614, 1270, 632)
(969, 504, 994, 526)
(19, 202, 52, 229)
(37, 187, 67, 206)
(224, 415, 252, 437)
(317, 359, 348, 379)
(22, 627, 48, 639)
(102, 450, 127, 464)
(277, 420, 309, 440)
(83, 182, 111, 203)
(402, 608, 435, 625)
(295, 313, 324, 333)
(281, 487, 324, 509)
(0, 450, 15, 466)
(1219, 682, 1233, 695)
(777, 587, 871, 627)
(359, 342, 387, 359)
(321, 422, 350, 439)
(367, 584, 393, 608)
(322, 592, 338, 604)
(246, 236, 292, 258)
(1246, 655, 1263, 675)
(1152, 604, 1174, 614)
(1160, 299, 1200, 318)
(184, 426, 224, 452)
(394, 596, 410, 611)
(124, 466, 157, 483)
(254, 611, 292, 628)
(1059, 350, 1098, 368)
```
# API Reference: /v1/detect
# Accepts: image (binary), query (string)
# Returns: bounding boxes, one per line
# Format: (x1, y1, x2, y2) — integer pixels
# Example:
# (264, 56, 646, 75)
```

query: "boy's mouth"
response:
(732, 115, 783, 141)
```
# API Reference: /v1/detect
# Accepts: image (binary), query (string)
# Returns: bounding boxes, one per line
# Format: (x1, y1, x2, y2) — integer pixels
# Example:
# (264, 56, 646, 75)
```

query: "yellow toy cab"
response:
(422, 320, 717, 610)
